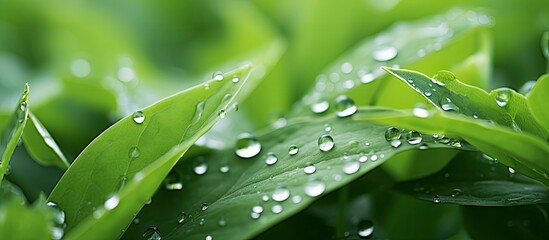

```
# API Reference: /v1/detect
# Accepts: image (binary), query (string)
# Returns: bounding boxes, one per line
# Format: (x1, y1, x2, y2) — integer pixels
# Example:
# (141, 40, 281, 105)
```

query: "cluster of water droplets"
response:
(47, 202, 67, 240)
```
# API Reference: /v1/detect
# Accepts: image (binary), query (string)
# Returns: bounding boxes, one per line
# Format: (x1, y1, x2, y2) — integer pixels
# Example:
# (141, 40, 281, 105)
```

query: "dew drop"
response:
(218, 217, 227, 227)
(440, 98, 459, 111)
(390, 139, 401, 148)
(193, 160, 208, 175)
(271, 204, 283, 214)
(235, 133, 261, 158)
(272, 188, 290, 202)
(219, 164, 230, 173)
(357, 220, 374, 239)
(201, 202, 209, 211)
(341, 62, 353, 74)
(231, 75, 239, 83)
(142, 227, 161, 240)
(104, 195, 120, 210)
(206, 236, 213, 240)
(406, 131, 423, 145)
(46, 202, 66, 225)
(164, 171, 183, 191)
(251, 212, 261, 220)
(413, 104, 429, 118)
(218, 109, 226, 118)
(318, 134, 335, 152)
(177, 212, 187, 224)
(360, 73, 375, 84)
(133, 111, 145, 124)
(495, 89, 511, 107)
(264, 152, 278, 165)
(384, 127, 401, 141)
(359, 154, 368, 163)
(432, 195, 441, 204)
(418, 143, 429, 150)
(288, 145, 299, 156)
(129, 146, 140, 159)
(432, 70, 456, 86)
(262, 195, 269, 202)
(252, 204, 264, 214)
(372, 46, 398, 62)
(292, 195, 302, 204)
(424, 90, 432, 97)
(204, 83, 210, 90)
(343, 161, 360, 175)
(213, 71, 224, 81)
(370, 154, 378, 161)
(472, 113, 479, 119)
(311, 99, 330, 114)
(509, 167, 516, 174)
(334, 95, 357, 118)
(303, 164, 316, 174)
(451, 189, 462, 198)
(324, 125, 332, 132)
(304, 181, 326, 197)
(20, 101, 27, 111)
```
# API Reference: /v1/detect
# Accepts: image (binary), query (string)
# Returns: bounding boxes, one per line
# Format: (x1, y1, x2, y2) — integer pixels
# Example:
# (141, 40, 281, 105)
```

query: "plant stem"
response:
(336, 185, 349, 238)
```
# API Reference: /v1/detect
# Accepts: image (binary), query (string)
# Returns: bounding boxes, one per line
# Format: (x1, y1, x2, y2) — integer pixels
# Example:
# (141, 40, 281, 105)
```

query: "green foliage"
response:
(0, 1, 548, 240)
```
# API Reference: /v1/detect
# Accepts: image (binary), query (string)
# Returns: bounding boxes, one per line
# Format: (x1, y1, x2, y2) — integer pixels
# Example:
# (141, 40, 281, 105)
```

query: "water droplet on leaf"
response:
(343, 161, 360, 175)
(318, 135, 335, 152)
(311, 99, 330, 114)
(271, 204, 283, 214)
(385, 127, 401, 141)
(272, 188, 290, 202)
(357, 220, 374, 239)
(264, 152, 278, 165)
(304, 181, 326, 197)
(133, 111, 145, 124)
(288, 145, 299, 156)
(406, 131, 422, 145)
(372, 46, 398, 62)
(440, 98, 459, 111)
(334, 95, 357, 118)
(304, 164, 316, 174)
(235, 133, 261, 158)
(142, 227, 161, 240)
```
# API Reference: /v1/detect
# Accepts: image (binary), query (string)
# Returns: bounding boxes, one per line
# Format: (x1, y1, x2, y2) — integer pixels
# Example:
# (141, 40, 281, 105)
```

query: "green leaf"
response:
(382, 67, 548, 139)
(0, 84, 29, 184)
(397, 151, 549, 206)
(528, 74, 549, 134)
(48, 64, 253, 232)
(121, 109, 464, 240)
(0, 181, 54, 240)
(462, 204, 549, 239)
(22, 112, 70, 169)
(354, 107, 549, 186)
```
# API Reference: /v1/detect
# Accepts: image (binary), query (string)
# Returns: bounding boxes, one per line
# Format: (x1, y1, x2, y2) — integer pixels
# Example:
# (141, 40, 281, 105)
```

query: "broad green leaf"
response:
(462, 204, 549, 239)
(0, 181, 53, 240)
(354, 107, 549, 186)
(543, 31, 549, 71)
(0, 84, 29, 184)
(22, 112, 69, 169)
(397, 151, 549, 206)
(528, 74, 549, 134)
(48, 64, 253, 231)
(382, 67, 548, 139)
(296, 9, 491, 114)
(122, 109, 465, 240)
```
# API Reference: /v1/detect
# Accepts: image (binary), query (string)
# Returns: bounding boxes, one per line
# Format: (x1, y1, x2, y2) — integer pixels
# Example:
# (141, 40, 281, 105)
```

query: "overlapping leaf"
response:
(22, 112, 69, 169)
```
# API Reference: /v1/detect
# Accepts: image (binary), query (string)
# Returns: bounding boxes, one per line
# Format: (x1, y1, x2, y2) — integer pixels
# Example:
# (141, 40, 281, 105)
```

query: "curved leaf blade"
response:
(528, 74, 549, 134)
(382, 67, 547, 139)
(0, 84, 29, 184)
(397, 151, 549, 206)
(22, 112, 70, 169)
(122, 109, 464, 240)
(48, 64, 253, 231)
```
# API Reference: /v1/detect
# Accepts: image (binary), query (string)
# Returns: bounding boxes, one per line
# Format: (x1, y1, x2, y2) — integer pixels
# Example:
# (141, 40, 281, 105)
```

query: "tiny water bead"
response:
(304, 181, 326, 197)
(142, 227, 161, 240)
(304, 164, 317, 174)
(251, 212, 261, 220)
(343, 161, 360, 175)
(495, 89, 511, 107)
(341, 62, 353, 74)
(213, 71, 224, 81)
(264, 152, 278, 165)
(177, 212, 187, 224)
(359, 154, 368, 163)
(231, 75, 240, 83)
(424, 89, 432, 97)
(193, 160, 208, 175)
(292, 195, 302, 204)
(129, 146, 140, 159)
(218, 109, 226, 118)
(235, 133, 261, 159)
(432, 195, 441, 204)
(357, 220, 374, 239)
(219, 164, 230, 173)
(451, 189, 462, 198)
(288, 145, 299, 156)
(390, 139, 401, 148)
(201, 202, 209, 211)
(360, 73, 375, 84)
(318, 134, 335, 152)
(164, 171, 183, 191)
(311, 99, 330, 114)
(133, 111, 145, 124)
(406, 131, 423, 145)
(271, 204, 283, 214)
(372, 46, 398, 62)
(440, 98, 459, 111)
(509, 167, 516, 174)
(262, 195, 269, 202)
(413, 104, 429, 118)
(272, 188, 290, 202)
(218, 217, 227, 227)
(384, 127, 401, 141)
(334, 95, 357, 118)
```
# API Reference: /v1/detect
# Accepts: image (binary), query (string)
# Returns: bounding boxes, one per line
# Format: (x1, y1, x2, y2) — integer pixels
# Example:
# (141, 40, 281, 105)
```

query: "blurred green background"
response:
(0, 0, 547, 199)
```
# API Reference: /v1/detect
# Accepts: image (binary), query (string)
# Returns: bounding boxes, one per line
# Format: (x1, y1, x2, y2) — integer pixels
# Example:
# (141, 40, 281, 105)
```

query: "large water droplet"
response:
(343, 161, 360, 175)
(142, 227, 161, 240)
(304, 181, 326, 197)
(235, 133, 261, 158)
(413, 104, 429, 118)
(304, 164, 316, 174)
(272, 188, 290, 202)
(357, 220, 374, 239)
(406, 131, 423, 145)
(318, 135, 335, 152)
(271, 204, 283, 214)
(264, 152, 278, 165)
(311, 99, 330, 114)
(104, 195, 120, 210)
(334, 95, 357, 118)
(177, 212, 187, 224)
(495, 89, 511, 107)
(372, 46, 398, 62)
(440, 98, 459, 111)
(288, 145, 299, 156)
(432, 70, 456, 86)
(385, 127, 401, 141)
(46, 202, 65, 225)
(164, 171, 183, 191)
(133, 111, 145, 124)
